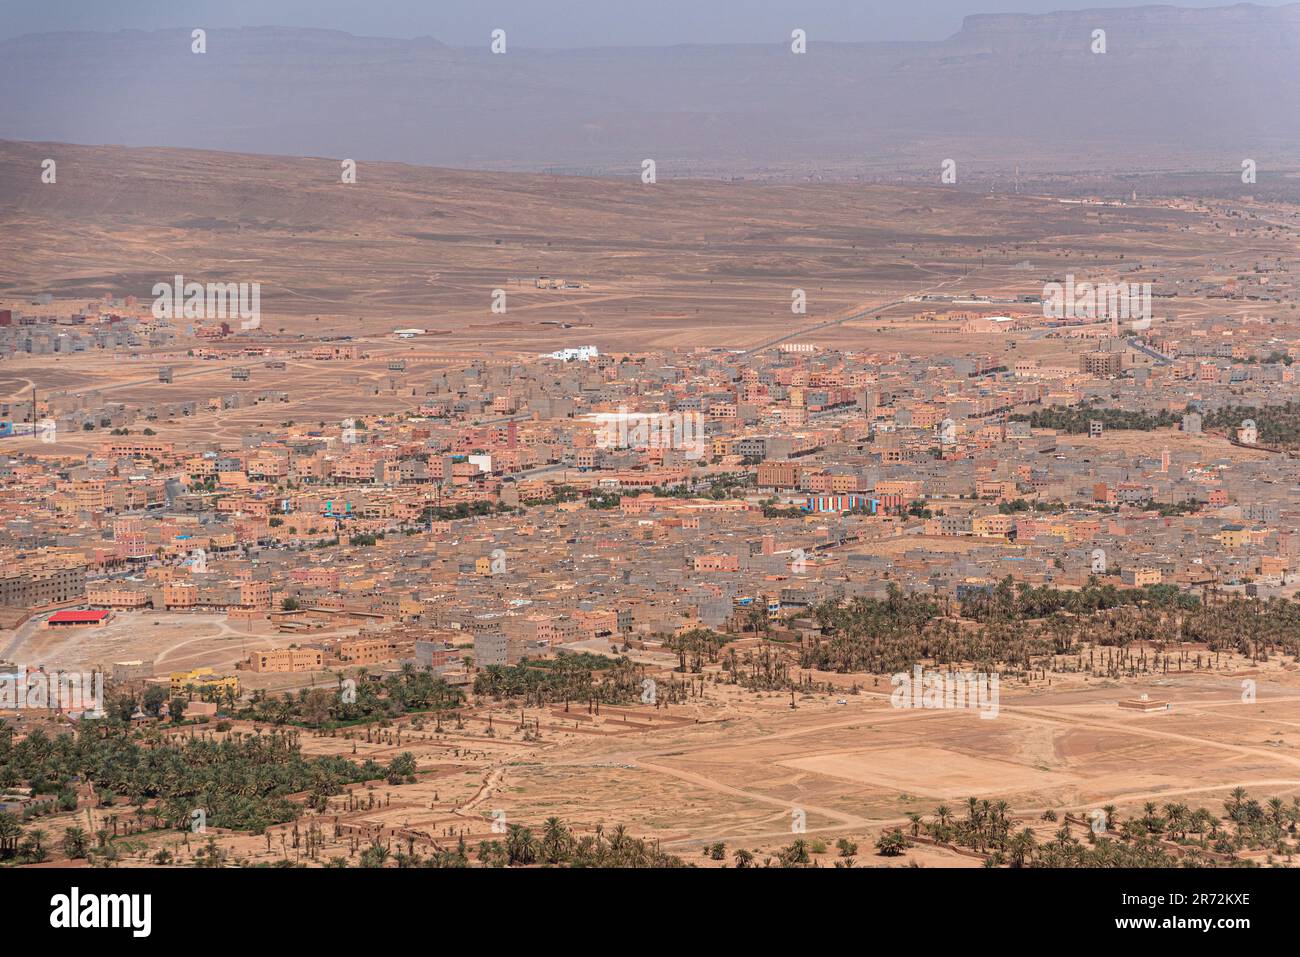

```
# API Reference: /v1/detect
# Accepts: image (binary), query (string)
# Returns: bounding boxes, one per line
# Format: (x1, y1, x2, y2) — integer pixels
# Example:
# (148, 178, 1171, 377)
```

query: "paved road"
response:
(743, 274, 970, 356)
(1, 614, 46, 662)
(1125, 336, 1172, 365)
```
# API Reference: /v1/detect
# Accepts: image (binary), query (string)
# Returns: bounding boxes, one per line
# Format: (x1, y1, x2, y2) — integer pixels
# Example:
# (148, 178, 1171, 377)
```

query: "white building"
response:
(545, 345, 599, 362)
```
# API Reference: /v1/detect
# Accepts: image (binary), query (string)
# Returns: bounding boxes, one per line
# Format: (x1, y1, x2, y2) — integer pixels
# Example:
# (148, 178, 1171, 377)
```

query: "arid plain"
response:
(5, 140, 1300, 867)
(17, 647, 1300, 868)
(4, 139, 1298, 454)
(4, 139, 1295, 356)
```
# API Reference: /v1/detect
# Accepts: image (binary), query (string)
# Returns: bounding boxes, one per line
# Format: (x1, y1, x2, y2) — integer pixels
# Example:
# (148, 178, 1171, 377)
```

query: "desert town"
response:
(5, 207, 1300, 870)
(0, 31, 1292, 957)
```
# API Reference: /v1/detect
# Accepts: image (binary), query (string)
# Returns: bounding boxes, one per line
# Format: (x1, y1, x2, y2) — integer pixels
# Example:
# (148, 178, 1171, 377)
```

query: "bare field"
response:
(0, 351, 463, 452)
(25, 653, 1300, 868)
(782, 746, 1078, 798)
(0, 139, 1243, 357)
(2, 611, 363, 687)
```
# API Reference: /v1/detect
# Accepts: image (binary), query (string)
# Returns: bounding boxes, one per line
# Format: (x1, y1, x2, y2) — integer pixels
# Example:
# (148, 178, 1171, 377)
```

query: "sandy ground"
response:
(13, 646, 1300, 868)
(3, 611, 366, 697)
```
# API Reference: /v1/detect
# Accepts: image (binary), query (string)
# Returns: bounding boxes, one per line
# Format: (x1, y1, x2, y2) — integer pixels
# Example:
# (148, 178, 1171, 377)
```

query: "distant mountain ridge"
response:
(2, 3, 1296, 176)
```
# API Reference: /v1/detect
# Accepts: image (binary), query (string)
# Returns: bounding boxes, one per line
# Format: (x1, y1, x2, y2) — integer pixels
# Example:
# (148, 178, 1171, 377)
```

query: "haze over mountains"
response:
(2, 3, 1299, 178)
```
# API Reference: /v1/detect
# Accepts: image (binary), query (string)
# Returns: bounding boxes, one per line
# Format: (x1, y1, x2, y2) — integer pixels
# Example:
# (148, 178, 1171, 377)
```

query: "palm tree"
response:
(780, 839, 811, 866)
(505, 824, 537, 866)
(1164, 803, 1189, 840)
(28, 827, 48, 857)
(0, 812, 20, 859)
(875, 829, 911, 857)
(541, 817, 571, 865)
(61, 826, 90, 859)
(358, 841, 390, 868)
(1009, 829, 1036, 867)
(1267, 797, 1285, 827)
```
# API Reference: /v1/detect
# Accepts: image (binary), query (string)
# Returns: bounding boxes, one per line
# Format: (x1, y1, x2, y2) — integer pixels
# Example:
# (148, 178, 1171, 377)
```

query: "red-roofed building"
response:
(46, 609, 112, 628)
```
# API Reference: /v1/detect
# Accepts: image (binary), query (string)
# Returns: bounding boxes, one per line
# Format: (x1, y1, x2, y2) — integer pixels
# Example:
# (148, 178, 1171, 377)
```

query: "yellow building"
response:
(1047, 521, 1074, 542)
(248, 648, 324, 673)
(1122, 567, 1163, 587)
(972, 514, 1015, 537)
(170, 668, 240, 700)
(1219, 525, 1251, 549)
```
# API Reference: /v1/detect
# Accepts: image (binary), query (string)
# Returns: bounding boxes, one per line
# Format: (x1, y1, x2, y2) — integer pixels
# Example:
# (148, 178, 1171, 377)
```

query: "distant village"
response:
(3, 281, 1300, 706)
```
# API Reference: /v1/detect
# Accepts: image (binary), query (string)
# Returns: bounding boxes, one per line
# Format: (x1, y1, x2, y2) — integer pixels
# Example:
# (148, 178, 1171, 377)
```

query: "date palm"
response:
(61, 826, 89, 859)
(541, 816, 570, 864)
(0, 812, 20, 859)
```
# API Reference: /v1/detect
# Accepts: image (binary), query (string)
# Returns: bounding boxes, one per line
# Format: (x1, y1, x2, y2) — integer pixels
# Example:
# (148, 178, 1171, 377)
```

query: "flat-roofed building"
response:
(248, 648, 324, 673)
(337, 637, 398, 665)
(1080, 352, 1123, 377)
(415, 640, 462, 674)
(474, 631, 509, 668)
(169, 668, 240, 699)
(112, 660, 153, 683)
(0, 562, 87, 608)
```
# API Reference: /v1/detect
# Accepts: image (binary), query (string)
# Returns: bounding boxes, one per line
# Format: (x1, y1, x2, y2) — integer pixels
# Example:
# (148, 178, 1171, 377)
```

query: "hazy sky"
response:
(1, 0, 1285, 46)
